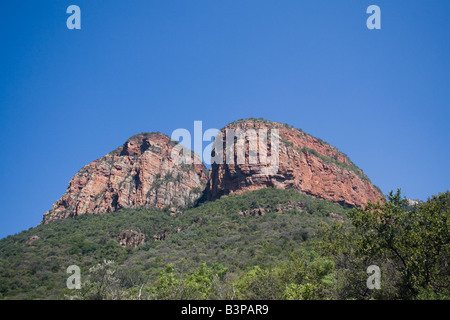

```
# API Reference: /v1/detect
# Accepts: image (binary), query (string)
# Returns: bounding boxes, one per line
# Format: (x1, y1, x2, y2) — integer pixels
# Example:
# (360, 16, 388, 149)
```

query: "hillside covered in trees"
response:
(0, 188, 448, 300)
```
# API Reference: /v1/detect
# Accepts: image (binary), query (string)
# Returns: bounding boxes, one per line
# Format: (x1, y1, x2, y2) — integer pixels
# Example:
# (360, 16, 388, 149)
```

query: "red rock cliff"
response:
(208, 119, 383, 207)
(43, 133, 208, 224)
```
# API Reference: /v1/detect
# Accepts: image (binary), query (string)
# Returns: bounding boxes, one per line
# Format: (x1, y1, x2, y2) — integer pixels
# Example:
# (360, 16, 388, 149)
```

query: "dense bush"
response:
(0, 188, 346, 299)
(319, 190, 449, 300)
(0, 188, 448, 300)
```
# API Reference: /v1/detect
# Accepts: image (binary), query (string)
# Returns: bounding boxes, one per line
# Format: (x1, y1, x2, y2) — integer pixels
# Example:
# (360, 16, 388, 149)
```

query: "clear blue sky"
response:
(0, 1, 449, 239)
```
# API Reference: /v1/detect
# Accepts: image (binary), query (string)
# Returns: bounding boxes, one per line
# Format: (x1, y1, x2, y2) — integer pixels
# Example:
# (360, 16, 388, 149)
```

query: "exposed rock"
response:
(238, 207, 265, 216)
(169, 207, 182, 217)
(406, 198, 423, 208)
(42, 119, 383, 225)
(275, 201, 305, 213)
(238, 201, 304, 216)
(118, 230, 145, 247)
(26, 235, 40, 245)
(208, 119, 383, 207)
(153, 230, 169, 241)
(43, 133, 208, 224)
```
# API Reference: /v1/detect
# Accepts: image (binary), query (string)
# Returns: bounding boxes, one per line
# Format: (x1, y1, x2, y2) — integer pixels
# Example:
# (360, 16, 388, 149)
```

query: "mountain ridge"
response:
(43, 118, 383, 224)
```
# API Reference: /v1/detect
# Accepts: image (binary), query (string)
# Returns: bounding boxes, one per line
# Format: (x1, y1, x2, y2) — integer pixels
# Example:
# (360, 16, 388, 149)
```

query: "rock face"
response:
(43, 119, 383, 224)
(26, 236, 40, 245)
(208, 119, 383, 207)
(43, 133, 208, 224)
(118, 230, 145, 247)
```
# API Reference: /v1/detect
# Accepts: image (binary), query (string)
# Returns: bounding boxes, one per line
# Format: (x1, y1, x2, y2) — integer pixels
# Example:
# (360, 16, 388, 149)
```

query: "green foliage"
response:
(319, 189, 450, 300)
(232, 250, 336, 300)
(0, 188, 346, 299)
(66, 260, 121, 300)
(0, 187, 447, 300)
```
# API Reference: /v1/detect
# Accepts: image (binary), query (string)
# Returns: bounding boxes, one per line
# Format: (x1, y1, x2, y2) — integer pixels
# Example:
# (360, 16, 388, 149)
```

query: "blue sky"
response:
(0, 0, 449, 239)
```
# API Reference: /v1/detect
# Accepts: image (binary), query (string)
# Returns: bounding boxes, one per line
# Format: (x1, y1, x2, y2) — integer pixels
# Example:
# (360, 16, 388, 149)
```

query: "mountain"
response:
(2, 118, 447, 300)
(0, 188, 350, 299)
(208, 119, 383, 206)
(43, 132, 208, 224)
(42, 119, 383, 224)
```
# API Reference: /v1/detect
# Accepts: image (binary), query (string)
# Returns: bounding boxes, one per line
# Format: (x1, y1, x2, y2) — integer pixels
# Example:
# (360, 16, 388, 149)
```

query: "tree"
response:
(320, 190, 449, 299)
(67, 260, 121, 300)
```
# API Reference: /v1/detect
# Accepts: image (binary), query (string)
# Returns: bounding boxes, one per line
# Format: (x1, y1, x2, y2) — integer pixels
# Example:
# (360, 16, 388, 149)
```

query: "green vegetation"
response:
(0, 188, 448, 300)
(0, 188, 347, 299)
(319, 189, 449, 299)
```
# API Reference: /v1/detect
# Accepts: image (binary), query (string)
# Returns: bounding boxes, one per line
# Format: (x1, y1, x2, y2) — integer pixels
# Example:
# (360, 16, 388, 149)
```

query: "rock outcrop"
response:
(152, 230, 170, 241)
(275, 201, 305, 213)
(43, 119, 383, 224)
(208, 119, 383, 207)
(237, 207, 266, 217)
(43, 132, 208, 224)
(26, 235, 40, 245)
(235, 201, 310, 216)
(118, 230, 146, 247)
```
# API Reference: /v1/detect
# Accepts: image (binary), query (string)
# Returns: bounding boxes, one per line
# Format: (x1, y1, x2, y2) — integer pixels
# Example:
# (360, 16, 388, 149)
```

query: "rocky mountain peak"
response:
(207, 118, 383, 207)
(42, 132, 208, 224)
(43, 119, 383, 224)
